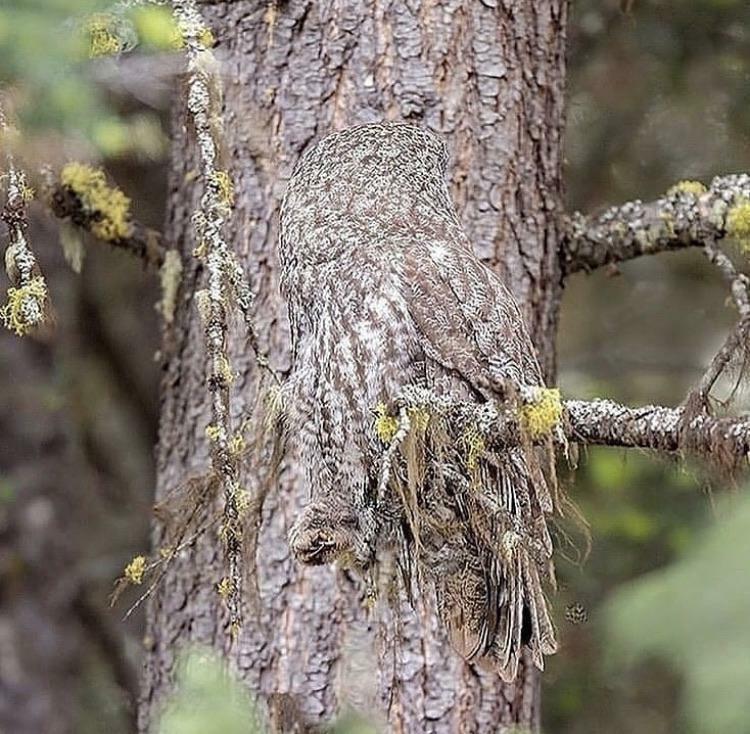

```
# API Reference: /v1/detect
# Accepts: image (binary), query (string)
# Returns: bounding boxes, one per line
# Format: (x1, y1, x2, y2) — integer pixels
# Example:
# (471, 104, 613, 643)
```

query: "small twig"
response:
(686, 240, 750, 408)
(122, 515, 221, 621)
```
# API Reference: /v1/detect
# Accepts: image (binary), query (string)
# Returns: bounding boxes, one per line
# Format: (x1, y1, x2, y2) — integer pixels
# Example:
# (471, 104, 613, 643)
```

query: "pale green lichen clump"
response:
(668, 180, 707, 197)
(60, 163, 133, 241)
(520, 388, 563, 440)
(124, 555, 147, 585)
(375, 402, 399, 442)
(86, 14, 123, 57)
(461, 425, 486, 471)
(210, 170, 235, 208)
(1, 277, 47, 336)
(726, 198, 750, 252)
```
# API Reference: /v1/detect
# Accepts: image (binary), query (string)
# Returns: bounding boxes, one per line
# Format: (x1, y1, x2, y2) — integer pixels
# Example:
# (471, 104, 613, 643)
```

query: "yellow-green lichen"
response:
(86, 14, 123, 57)
(229, 433, 246, 456)
(461, 425, 486, 471)
(124, 555, 147, 584)
(211, 170, 235, 208)
(726, 198, 750, 252)
(217, 355, 235, 385)
(1, 277, 47, 336)
(375, 403, 399, 443)
(519, 388, 563, 440)
(20, 183, 34, 202)
(408, 406, 430, 435)
(235, 488, 251, 513)
(198, 28, 215, 48)
(60, 163, 132, 241)
(668, 180, 707, 198)
(217, 577, 233, 599)
(205, 424, 222, 442)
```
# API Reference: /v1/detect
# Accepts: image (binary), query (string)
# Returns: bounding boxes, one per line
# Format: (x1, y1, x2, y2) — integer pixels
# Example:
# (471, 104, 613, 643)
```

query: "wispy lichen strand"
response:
(170, 0, 260, 636)
(1, 106, 48, 336)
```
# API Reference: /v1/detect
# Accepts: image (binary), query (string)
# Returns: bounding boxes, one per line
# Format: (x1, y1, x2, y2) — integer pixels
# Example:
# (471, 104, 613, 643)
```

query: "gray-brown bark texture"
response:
(141, 2, 567, 731)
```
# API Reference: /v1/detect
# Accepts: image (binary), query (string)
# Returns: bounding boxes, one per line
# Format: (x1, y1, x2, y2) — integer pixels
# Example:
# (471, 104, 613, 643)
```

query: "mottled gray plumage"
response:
(279, 122, 558, 681)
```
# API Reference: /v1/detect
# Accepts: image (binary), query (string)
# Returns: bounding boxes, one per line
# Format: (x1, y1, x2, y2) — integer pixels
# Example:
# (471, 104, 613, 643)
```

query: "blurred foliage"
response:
(156, 649, 379, 734)
(567, 0, 750, 210)
(605, 493, 750, 734)
(544, 449, 711, 733)
(0, 0, 173, 161)
(157, 650, 261, 734)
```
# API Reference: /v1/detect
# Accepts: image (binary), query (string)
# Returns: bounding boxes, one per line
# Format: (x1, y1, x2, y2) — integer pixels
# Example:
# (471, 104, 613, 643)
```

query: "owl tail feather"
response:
(435, 545, 557, 682)
(428, 449, 558, 682)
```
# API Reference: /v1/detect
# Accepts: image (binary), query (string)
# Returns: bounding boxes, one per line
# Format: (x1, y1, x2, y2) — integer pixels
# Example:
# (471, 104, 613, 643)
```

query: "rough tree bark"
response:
(141, 2, 567, 731)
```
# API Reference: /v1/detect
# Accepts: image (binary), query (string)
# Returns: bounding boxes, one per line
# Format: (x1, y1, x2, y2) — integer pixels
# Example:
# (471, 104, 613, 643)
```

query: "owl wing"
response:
(401, 231, 558, 679)
(402, 232, 544, 394)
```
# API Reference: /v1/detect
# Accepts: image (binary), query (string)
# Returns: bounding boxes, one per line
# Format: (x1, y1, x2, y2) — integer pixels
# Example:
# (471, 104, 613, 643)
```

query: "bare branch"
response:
(685, 241, 750, 410)
(562, 174, 750, 275)
(566, 399, 750, 466)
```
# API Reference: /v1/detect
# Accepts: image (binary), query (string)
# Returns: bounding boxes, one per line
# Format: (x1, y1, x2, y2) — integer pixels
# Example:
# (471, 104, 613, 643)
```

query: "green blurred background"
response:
(1, 1, 749, 732)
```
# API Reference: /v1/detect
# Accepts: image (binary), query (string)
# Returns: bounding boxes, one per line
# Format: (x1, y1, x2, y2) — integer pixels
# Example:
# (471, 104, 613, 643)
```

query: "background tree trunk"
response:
(141, 1, 567, 731)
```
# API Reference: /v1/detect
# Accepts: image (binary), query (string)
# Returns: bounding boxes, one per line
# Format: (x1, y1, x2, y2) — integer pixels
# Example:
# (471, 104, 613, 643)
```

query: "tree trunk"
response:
(140, 1, 567, 731)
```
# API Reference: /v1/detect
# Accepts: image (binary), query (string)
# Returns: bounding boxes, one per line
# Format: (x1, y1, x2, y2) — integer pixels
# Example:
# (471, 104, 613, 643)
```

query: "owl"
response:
(278, 122, 558, 681)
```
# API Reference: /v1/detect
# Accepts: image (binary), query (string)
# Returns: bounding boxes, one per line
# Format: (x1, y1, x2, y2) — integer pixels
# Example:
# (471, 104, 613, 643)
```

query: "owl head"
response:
(279, 121, 455, 276)
(288, 498, 376, 571)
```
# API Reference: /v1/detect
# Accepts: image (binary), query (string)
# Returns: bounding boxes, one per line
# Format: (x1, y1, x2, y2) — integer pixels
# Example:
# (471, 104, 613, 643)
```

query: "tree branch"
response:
(685, 241, 750, 410)
(394, 387, 750, 472)
(1, 103, 50, 335)
(48, 183, 167, 269)
(561, 174, 750, 275)
(566, 399, 749, 468)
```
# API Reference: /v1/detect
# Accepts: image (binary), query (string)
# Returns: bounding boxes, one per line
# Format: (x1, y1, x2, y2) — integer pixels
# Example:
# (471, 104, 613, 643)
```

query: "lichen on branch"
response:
(60, 162, 133, 241)
(384, 387, 750, 474)
(562, 173, 750, 275)
(1, 105, 49, 337)
(49, 162, 168, 268)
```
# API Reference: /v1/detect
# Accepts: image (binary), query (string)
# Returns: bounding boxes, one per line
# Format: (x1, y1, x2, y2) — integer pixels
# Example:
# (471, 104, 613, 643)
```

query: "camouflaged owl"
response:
(278, 122, 558, 681)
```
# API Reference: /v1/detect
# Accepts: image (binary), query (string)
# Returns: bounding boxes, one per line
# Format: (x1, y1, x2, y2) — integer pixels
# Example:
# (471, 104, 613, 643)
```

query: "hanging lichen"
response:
(1, 107, 49, 337)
